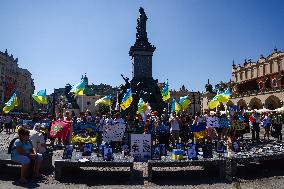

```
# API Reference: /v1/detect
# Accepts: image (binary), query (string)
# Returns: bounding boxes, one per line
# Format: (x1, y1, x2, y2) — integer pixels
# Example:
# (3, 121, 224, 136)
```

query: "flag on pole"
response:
(161, 79, 170, 101)
(115, 90, 120, 111)
(32, 89, 48, 104)
(137, 98, 151, 122)
(179, 96, 191, 110)
(120, 89, 133, 110)
(70, 80, 85, 95)
(192, 122, 207, 139)
(3, 92, 18, 114)
(171, 98, 181, 113)
(95, 95, 112, 106)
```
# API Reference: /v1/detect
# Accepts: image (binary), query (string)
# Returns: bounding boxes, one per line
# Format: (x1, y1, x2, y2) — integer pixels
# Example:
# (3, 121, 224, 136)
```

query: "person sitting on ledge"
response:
(11, 126, 43, 184)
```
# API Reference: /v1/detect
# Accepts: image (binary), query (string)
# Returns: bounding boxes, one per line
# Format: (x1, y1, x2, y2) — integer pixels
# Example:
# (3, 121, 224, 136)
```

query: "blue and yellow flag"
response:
(171, 98, 181, 113)
(70, 80, 85, 95)
(95, 95, 112, 106)
(216, 88, 231, 103)
(120, 89, 133, 110)
(208, 88, 231, 109)
(161, 79, 170, 101)
(3, 92, 18, 114)
(179, 96, 191, 110)
(208, 100, 220, 109)
(137, 98, 148, 114)
(32, 89, 48, 104)
(192, 122, 207, 140)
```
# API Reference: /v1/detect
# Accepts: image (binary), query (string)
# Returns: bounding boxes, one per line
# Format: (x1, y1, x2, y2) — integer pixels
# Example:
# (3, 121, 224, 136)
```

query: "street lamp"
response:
(192, 91, 196, 116)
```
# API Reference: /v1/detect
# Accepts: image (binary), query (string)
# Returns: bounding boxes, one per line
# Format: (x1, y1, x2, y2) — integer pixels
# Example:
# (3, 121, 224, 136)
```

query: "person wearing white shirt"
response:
(169, 112, 180, 146)
(206, 112, 219, 143)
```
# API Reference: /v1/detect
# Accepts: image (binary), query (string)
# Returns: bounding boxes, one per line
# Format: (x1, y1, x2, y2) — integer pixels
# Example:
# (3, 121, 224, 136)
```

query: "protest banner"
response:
(103, 123, 126, 142)
(131, 134, 151, 161)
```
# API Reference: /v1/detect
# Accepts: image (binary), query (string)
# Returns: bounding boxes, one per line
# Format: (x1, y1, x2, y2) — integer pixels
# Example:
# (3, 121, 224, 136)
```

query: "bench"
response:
(148, 158, 227, 181)
(54, 159, 134, 180)
(0, 151, 53, 171)
(227, 152, 284, 180)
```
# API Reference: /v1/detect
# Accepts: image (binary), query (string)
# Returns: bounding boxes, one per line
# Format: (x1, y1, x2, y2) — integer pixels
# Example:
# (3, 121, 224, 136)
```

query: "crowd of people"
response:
(0, 109, 284, 184)
(1, 109, 284, 148)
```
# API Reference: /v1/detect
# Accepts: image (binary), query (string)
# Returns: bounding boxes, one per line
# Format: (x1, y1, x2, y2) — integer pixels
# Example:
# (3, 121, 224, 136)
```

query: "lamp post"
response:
(192, 91, 196, 116)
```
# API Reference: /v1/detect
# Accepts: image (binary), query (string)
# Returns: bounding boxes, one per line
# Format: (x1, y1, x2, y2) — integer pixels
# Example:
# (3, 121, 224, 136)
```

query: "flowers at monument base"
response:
(71, 134, 97, 144)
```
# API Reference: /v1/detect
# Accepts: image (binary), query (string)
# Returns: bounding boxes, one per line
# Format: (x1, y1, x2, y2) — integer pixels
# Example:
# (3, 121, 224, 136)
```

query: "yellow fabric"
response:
(120, 96, 133, 110)
(193, 130, 208, 140)
(172, 154, 184, 160)
(208, 100, 220, 109)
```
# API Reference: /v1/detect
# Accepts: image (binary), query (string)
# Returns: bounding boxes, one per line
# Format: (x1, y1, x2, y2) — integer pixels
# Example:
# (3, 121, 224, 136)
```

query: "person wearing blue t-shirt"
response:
(11, 126, 43, 184)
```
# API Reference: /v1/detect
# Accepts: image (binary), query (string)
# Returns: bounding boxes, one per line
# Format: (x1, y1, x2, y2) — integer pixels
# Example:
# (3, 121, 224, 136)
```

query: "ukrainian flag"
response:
(120, 89, 133, 110)
(95, 95, 112, 106)
(137, 98, 147, 114)
(32, 89, 48, 104)
(179, 96, 191, 110)
(70, 80, 85, 95)
(3, 92, 19, 114)
(191, 122, 207, 140)
(161, 79, 170, 101)
(171, 98, 181, 113)
(208, 100, 220, 109)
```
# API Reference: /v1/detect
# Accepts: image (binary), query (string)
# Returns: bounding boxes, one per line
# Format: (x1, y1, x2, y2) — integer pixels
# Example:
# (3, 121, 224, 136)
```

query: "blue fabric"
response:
(12, 153, 43, 165)
(219, 117, 230, 128)
(11, 139, 32, 159)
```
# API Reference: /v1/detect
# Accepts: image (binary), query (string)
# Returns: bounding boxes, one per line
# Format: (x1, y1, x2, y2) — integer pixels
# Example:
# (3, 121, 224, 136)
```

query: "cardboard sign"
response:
(232, 141, 240, 152)
(82, 144, 93, 156)
(103, 124, 126, 142)
(131, 134, 151, 162)
(103, 147, 113, 161)
(188, 144, 198, 160)
(151, 145, 161, 160)
(63, 145, 73, 159)
(202, 144, 213, 158)
(160, 144, 167, 156)
(215, 141, 225, 153)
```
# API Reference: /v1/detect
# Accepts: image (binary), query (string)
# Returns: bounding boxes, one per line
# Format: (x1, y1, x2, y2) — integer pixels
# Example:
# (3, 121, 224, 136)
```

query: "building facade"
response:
(0, 49, 35, 112)
(230, 48, 284, 110)
(171, 85, 202, 115)
(201, 48, 284, 112)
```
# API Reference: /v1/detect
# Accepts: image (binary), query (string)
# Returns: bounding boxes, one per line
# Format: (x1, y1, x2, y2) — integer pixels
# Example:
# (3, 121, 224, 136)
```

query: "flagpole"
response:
(167, 100, 170, 114)
(81, 95, 84, 112)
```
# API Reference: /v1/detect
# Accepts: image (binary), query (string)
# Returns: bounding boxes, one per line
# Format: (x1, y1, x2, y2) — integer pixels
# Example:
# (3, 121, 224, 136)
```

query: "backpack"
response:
(8, 137, 33, 154)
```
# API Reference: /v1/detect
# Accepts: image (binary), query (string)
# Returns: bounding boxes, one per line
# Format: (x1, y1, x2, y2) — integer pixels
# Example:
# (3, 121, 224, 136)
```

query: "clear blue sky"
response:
(0, 0, 283, 94)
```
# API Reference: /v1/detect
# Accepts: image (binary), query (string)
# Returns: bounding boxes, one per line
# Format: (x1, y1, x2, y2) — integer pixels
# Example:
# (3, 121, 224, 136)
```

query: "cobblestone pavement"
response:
(1, 132, 284, 189)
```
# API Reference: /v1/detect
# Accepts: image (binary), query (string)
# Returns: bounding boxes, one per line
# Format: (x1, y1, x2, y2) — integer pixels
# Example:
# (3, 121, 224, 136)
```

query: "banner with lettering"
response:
(130, 134, 151, 162)
(103, 124, 126, 142)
